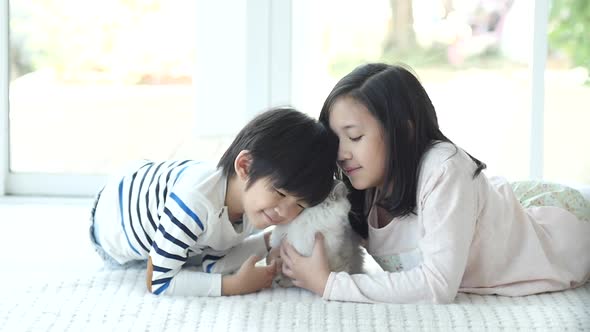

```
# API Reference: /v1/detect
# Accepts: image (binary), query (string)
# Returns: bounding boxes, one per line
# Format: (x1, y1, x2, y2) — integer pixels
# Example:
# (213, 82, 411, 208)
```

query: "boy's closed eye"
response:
(273, 188, 307, 210)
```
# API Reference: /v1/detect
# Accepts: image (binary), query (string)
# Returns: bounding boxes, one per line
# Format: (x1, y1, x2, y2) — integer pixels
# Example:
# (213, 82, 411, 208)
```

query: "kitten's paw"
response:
(273, 275, 295, 288)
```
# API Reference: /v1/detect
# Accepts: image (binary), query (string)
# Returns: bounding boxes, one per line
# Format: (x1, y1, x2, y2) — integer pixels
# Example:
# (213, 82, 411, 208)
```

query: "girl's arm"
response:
(282, 160, 478, 304)
(281, 233, 331, 295)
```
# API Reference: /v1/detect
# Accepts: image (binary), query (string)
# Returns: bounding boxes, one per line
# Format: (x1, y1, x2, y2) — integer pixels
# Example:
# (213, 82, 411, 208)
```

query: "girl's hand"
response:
(222, 255, 276, 295)
(280, 233, 330, 296)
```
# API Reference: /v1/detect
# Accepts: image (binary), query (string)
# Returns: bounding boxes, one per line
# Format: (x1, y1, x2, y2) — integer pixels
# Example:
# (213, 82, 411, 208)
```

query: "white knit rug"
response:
(2, 267, 589, 332)
(0, 197, 589, 331)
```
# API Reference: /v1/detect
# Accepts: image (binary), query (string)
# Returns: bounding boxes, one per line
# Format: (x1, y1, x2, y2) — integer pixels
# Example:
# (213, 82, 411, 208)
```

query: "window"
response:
(9, 0, 197, 175)
(2, 0, 287, 195)
(2, 0, 587, 196)
(544, 0, 590, 184)
(290, 0, 588, 184)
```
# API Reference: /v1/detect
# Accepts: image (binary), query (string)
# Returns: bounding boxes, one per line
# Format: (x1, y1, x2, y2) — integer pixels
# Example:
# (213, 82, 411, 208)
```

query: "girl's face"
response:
(329, 96, 387, 190)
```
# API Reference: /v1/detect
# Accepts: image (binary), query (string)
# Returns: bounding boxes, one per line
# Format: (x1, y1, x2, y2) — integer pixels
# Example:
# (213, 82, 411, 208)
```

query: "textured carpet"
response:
(0, 197, 589, 331)
(2, 267, 589, 331)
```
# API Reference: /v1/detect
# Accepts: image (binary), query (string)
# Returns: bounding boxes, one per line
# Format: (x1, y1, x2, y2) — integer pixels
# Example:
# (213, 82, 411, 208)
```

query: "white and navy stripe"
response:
(115, 160, 223, 294)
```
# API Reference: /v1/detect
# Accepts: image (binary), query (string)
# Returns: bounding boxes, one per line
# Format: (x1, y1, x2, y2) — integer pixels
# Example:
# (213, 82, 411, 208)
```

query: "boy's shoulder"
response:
(171, 161, 227, 213)
(175, 161, 219, 184)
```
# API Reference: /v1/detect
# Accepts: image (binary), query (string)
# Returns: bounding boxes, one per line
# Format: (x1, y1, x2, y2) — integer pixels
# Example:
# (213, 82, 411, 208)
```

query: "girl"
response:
(280, 63, 590, 304)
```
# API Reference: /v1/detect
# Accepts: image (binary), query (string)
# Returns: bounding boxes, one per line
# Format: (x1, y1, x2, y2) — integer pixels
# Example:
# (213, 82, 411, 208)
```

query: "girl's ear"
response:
(234, 150, 252, 181)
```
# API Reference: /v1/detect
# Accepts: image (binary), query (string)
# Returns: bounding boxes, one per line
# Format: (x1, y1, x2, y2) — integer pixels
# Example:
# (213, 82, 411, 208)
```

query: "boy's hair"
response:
(319, 63, 486, 238)
(218, 107, 338, 207)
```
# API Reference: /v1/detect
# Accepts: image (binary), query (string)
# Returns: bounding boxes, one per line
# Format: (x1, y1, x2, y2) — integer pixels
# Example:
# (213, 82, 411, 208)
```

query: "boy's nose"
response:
(274, 200, 300, 222)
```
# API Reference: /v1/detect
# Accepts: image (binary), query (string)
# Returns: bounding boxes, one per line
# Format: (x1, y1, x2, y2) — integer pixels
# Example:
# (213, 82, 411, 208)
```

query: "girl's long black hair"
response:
(319, 63, 486, 238)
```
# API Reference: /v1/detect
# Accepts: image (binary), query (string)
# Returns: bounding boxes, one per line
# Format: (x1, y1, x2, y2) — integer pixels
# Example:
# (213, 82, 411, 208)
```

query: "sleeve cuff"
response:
(321, 272, 337, 300)
(243, 231, 269, 259)
(164, 267, 222, 296)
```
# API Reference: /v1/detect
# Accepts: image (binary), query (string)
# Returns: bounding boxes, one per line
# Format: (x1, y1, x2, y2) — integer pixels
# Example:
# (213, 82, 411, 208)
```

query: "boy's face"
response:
(242, 177, 308, 229)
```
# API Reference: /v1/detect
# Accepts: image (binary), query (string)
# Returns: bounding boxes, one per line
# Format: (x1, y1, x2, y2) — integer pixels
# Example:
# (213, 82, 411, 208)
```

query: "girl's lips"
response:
(344, 166, 361, 175)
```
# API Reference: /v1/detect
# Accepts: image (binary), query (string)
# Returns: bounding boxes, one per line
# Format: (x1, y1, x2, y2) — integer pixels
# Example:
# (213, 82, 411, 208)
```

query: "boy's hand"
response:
(263, 231, 272, 251)
(222, 255, 276, 295)
(266, 246, 281, 265)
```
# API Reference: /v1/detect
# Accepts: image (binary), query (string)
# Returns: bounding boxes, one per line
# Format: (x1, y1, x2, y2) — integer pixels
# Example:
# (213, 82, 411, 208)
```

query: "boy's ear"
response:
(234, 150, 252, 181)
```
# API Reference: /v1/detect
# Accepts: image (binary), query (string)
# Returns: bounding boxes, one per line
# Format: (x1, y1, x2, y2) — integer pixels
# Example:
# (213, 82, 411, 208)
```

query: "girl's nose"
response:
(338, 144, 352, 161)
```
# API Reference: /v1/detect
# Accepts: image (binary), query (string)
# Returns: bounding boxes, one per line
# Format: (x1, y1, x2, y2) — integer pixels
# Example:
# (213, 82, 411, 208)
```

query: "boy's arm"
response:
(221, 255, 276, 295)
(146, 189, 274, 296)
(147, 255, 276, 296)
(207, 231, 270, 274)
(147, 257, 222, 296)
(147, 190, 211, 296)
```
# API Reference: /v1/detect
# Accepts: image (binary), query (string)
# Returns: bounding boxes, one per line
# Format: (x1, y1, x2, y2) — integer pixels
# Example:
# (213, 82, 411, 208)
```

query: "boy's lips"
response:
(263, 211, 279, 224)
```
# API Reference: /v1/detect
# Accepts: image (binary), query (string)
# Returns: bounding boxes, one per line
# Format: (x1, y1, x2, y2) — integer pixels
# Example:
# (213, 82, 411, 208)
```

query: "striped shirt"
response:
(93, 161, 267, 296)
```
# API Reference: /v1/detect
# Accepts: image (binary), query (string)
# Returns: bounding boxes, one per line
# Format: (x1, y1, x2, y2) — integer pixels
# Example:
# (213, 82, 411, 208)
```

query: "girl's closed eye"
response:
(350, 135, 363, 142)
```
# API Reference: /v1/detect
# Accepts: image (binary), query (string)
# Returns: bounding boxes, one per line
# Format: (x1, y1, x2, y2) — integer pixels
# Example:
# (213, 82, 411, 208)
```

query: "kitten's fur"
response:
(270, 181, 364, 287)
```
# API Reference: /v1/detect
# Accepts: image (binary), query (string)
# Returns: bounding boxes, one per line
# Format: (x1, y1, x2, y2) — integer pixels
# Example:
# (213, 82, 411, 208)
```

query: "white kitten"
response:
(270, 181, 364, 287)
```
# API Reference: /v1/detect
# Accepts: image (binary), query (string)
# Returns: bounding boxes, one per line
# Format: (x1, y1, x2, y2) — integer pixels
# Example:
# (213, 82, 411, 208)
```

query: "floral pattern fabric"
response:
(511, 181, 590, 222)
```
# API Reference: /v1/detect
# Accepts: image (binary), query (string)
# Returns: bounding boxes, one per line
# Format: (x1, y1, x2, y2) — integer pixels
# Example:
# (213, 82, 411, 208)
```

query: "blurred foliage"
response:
(548, 0, 590, 82)
(10, 0, 194, 84)
(330, 42, 508, 79)
(9, 0, 588, 84)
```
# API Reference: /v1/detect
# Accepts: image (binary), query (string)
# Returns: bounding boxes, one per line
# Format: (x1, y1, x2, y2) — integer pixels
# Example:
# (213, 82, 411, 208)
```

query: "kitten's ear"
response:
(332, 180, 348, 199)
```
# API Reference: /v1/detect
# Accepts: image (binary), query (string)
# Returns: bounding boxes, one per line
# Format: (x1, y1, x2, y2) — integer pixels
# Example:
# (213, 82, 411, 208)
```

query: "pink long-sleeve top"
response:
(322, 142, 590, 304)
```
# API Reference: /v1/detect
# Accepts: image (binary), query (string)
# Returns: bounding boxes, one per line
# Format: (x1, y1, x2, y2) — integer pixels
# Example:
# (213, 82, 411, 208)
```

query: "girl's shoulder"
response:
(417, 142, 480, 190)
(412, 143, 485, 211)
(420, 141, 475, 171)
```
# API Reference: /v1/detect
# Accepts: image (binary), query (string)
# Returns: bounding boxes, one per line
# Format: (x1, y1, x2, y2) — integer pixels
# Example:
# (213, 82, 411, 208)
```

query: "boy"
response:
(89, 107, 338, 296)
